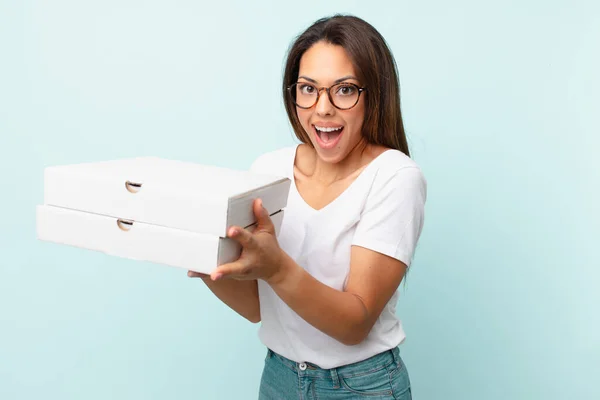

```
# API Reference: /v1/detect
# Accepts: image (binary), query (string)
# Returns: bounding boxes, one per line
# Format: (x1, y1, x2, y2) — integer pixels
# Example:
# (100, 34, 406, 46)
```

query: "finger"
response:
(254, 198, 275, 233)
(211, 259, 251, 281)
(227, 225, 255, 247)
(187, 270, 209, 278)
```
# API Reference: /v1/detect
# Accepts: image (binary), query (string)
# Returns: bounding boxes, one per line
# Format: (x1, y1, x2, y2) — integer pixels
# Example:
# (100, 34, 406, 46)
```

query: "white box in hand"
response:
(36, 157, 291, 274)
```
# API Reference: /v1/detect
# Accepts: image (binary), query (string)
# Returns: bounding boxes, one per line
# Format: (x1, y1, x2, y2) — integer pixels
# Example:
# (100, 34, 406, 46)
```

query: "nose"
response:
(315, 89, 334, 116)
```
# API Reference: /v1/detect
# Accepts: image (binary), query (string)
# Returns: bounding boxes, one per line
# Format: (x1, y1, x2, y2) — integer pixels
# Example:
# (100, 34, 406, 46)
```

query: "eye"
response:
(298, 83, 316, 95)
(335, 84, 356, 96)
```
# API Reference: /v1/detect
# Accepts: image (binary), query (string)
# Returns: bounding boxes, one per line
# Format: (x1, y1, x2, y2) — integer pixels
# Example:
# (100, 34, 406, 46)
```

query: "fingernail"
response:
(213, 273, 223, 281)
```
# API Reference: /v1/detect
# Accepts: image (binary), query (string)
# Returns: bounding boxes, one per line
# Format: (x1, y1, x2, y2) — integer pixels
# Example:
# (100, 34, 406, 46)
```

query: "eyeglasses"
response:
(287, 82, 366, 110)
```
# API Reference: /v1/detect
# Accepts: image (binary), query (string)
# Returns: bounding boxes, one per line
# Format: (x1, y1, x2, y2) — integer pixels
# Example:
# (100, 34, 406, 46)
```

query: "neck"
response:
(312, 140, 370, 185)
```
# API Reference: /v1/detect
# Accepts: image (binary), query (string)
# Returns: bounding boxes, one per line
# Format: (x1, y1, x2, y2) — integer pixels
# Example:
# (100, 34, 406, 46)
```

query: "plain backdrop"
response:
(1, 1, 598, 399)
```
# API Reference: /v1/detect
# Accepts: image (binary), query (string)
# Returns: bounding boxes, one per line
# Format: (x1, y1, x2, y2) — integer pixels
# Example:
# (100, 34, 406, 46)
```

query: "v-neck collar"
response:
(288, 144, 394, 213)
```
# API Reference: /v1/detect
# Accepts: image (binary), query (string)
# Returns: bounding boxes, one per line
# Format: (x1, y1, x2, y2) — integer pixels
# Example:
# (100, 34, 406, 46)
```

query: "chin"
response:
(310, 138, 348, 164)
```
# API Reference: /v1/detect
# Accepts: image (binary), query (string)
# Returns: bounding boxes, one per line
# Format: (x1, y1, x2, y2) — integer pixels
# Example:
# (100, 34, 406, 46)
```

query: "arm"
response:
(268, 247, 406, 345)
(187, 272, 260, 323)
(188, 152, 272, 324)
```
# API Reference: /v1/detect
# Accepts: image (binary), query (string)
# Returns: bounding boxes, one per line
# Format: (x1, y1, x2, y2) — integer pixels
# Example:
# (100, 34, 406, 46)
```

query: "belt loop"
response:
(390, 346, 400, 365)
(330, 367, 340, 389)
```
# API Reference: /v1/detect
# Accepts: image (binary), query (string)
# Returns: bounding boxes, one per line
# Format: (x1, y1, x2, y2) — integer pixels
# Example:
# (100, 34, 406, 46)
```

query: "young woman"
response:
(189, 15, 426, 400)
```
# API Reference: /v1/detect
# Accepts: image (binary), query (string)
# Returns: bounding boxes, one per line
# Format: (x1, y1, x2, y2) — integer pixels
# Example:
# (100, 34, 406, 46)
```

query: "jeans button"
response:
(299, 362, 307, 371)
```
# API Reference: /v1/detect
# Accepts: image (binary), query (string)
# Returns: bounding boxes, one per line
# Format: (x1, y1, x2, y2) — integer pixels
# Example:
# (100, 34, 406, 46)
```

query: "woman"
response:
(189, 14, 426, 399)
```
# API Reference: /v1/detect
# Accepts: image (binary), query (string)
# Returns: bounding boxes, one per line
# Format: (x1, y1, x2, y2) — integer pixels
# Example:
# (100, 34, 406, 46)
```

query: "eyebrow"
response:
(298, 75, 358, 84)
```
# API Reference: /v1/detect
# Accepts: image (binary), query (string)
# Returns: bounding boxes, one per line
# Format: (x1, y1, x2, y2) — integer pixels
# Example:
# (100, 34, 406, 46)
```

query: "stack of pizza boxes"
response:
(36, 157, 290, 274)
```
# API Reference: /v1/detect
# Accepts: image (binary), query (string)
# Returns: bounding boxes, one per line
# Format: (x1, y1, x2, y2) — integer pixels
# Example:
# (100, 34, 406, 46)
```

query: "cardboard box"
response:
(43, 156, 291, 237)
(36, 205, 284, 273)
(36, 157, 290, 274)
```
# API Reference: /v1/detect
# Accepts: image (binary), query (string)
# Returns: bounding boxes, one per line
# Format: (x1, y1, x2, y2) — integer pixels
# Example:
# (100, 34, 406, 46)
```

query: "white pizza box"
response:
(43, 156, 291, 238)
(36, 204, 285, 274)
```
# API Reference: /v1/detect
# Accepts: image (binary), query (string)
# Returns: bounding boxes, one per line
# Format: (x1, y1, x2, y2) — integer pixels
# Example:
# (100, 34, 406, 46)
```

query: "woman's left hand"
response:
(210, 198, 285, 283)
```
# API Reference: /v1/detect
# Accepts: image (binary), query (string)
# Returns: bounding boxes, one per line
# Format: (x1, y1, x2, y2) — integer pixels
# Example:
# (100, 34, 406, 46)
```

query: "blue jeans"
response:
(258, 346, 412, 399)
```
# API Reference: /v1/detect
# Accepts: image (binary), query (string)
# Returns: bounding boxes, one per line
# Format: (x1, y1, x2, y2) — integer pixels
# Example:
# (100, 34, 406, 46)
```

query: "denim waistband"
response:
(266, 346, 401, 383)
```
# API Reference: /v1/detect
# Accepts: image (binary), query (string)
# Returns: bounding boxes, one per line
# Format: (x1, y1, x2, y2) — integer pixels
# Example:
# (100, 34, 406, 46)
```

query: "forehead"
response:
(298, 41, 356, 83)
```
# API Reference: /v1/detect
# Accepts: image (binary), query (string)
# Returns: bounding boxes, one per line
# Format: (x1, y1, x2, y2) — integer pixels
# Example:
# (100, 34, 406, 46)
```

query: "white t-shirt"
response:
(250, 145, 427, 369)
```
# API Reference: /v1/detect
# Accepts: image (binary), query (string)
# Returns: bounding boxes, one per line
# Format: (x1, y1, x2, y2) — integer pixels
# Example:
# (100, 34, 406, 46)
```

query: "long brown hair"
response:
(282, 14, 410, 157)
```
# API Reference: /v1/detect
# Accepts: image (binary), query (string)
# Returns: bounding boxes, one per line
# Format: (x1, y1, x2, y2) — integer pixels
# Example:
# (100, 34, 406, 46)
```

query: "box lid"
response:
(43, 157, 291, 237)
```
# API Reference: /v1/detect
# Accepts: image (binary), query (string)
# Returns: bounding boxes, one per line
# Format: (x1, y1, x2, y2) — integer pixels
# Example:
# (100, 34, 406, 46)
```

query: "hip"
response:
(258, 346, 412, 399)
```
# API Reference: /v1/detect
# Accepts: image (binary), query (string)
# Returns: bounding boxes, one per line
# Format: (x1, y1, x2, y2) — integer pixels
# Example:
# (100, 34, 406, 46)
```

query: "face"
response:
(295, 41, 366, 164)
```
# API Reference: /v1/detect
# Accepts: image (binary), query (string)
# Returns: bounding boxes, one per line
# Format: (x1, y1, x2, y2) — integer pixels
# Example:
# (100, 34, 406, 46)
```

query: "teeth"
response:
(315, 126, 342, 133)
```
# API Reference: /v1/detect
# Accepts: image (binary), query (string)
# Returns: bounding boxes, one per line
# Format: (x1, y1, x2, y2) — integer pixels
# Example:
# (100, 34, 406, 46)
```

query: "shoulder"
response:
(369, 150, 427, 198)
(249, 145, 298, 177)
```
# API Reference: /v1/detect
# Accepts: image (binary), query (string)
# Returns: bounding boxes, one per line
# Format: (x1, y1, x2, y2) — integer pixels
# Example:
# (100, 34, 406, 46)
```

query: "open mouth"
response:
(313, 125, 344, 148)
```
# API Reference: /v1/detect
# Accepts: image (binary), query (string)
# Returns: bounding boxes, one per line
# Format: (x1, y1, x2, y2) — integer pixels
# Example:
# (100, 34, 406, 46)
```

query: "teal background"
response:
(1, 1, 598, 399)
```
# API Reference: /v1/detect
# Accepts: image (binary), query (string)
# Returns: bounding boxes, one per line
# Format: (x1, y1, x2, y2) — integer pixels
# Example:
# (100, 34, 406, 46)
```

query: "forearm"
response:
(202, 278, 261, 323)
(268, 252, 371, 345)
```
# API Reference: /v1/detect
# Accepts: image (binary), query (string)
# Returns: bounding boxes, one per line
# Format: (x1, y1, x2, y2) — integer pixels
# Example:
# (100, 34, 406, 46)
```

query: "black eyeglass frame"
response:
(287, 82, 367, 110)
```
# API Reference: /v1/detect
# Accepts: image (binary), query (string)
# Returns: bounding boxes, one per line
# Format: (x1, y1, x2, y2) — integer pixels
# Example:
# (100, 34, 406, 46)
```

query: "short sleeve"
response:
(249, 153, 270, 174)
(351, 166, 427, 267)
(248, 147, 295, 178)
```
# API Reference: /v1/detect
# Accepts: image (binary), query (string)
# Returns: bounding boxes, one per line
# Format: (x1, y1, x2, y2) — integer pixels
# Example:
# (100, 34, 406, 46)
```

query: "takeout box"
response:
(36, 157, 291, 274)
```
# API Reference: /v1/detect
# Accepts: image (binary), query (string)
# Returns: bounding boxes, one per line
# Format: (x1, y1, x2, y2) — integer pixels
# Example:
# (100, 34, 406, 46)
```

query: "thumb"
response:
(254, 198, 275, 232)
